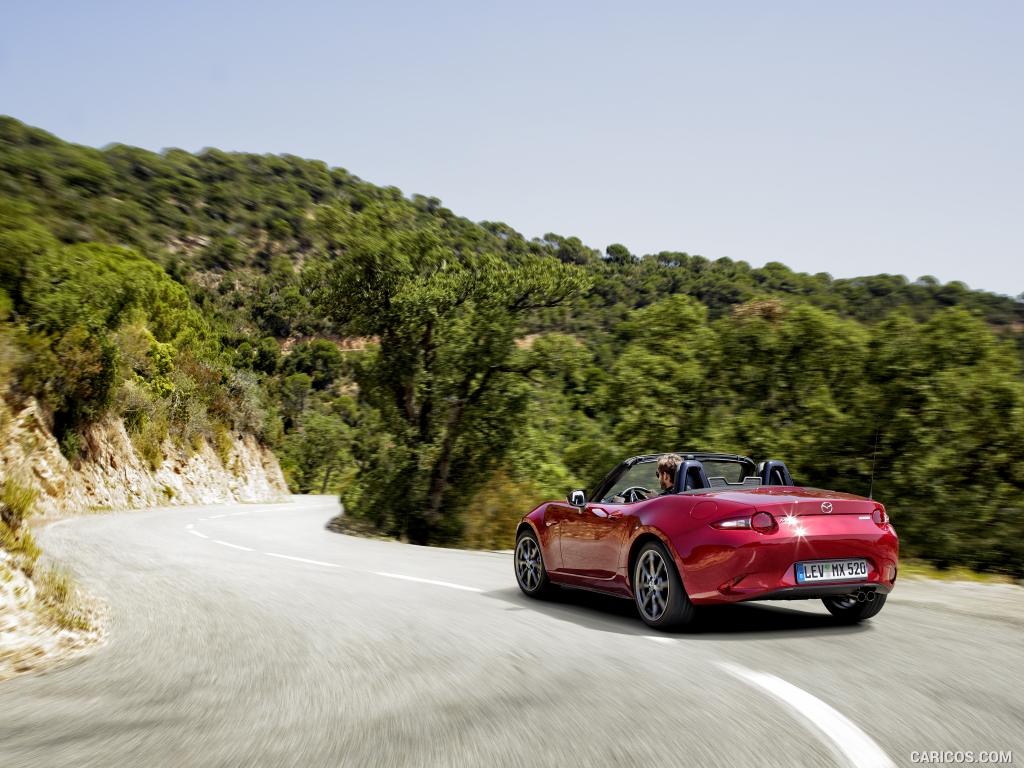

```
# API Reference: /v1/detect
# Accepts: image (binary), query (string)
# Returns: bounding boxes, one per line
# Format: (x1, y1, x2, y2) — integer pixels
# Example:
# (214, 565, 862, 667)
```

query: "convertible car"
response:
(514, 452, 898, 629)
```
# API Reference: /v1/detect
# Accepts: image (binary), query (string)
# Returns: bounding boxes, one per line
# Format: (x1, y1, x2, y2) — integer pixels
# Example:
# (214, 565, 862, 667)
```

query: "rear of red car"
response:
(677, 487, 898, 605)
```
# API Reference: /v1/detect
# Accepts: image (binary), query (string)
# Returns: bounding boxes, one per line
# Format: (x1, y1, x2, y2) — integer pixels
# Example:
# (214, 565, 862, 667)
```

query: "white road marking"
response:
(186, 516, 482, 594)
(185, 524, 194, 530)
(718, 662, 895, 768)
(374, 572, 483, 593)
(265, 552, 340, 568)
(231, 511, 248, 516)
(645, 636, 675, 644)
(213, 540, 253, 552)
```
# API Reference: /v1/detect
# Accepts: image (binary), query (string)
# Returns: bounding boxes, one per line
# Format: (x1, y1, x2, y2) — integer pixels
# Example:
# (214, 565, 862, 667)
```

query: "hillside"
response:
(1, 116, 1022, 575)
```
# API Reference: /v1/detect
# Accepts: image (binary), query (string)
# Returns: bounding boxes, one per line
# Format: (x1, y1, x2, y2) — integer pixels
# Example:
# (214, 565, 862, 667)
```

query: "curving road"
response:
(1, 496, 1022, 768)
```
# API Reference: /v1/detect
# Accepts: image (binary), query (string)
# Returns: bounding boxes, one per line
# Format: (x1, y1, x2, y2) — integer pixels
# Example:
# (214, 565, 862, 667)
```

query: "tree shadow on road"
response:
(485, 587, 869, 640)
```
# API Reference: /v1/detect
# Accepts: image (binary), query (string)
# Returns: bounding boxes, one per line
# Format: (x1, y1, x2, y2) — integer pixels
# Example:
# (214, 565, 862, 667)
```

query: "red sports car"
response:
(514, 452, 898, 629)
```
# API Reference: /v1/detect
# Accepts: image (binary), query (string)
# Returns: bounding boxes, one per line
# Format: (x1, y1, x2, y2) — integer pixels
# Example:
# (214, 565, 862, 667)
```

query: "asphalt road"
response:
(2, 496, 1021, 768)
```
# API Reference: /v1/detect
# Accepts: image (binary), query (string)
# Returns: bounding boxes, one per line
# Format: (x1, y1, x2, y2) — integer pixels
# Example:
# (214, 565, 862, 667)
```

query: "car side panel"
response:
(557, 502, 633, 580)
(618, 496, 708, 588)
(521, 503, 565, 572)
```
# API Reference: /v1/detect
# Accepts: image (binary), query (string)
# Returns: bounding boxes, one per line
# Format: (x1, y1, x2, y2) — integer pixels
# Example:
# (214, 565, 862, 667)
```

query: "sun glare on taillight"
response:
(871, 507, 888, 527)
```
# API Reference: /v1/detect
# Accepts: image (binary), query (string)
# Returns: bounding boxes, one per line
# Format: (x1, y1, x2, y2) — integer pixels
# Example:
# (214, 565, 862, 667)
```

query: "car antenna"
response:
(868, 427, 880, 500)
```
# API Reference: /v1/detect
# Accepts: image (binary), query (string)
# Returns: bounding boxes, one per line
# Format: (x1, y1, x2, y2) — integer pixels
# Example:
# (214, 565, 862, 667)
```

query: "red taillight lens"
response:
(871, 508, 888, 526)
(751, 511, 777, 533)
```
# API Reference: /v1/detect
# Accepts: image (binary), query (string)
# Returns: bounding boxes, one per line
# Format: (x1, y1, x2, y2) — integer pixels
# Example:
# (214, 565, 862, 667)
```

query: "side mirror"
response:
(568, 489, 586, 507)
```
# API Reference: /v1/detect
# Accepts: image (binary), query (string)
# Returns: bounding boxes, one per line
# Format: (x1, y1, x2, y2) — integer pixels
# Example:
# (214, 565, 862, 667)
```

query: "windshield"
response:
(600, 461, 660, 503)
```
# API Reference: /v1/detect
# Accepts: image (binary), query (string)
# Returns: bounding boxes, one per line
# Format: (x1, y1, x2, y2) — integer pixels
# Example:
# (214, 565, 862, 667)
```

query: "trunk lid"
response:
(703, 486, 879, 516)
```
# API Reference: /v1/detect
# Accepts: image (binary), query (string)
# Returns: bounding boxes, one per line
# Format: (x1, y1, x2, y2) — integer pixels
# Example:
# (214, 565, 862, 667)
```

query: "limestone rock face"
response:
(0, 399, 288, 517)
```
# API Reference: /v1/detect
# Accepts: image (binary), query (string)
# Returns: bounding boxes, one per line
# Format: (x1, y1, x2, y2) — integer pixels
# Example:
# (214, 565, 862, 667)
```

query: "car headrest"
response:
(673, 460, 710, 493)
(757, 460, 794, 486)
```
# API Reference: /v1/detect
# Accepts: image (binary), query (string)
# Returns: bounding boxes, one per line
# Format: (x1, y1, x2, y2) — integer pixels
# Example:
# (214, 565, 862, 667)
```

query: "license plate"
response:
(796, 559, 868, 583)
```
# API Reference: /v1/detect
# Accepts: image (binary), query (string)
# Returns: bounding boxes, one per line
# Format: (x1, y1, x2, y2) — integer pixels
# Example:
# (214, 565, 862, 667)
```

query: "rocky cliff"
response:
(0, 399, 288, 518)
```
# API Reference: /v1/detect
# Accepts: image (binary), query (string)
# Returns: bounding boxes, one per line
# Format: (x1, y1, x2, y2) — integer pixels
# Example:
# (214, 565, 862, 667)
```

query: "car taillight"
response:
(711, 517, 751, 530)
(871, 507, 888, 527)
(711, 512, 777, 534)
(751, 511, 778, 533)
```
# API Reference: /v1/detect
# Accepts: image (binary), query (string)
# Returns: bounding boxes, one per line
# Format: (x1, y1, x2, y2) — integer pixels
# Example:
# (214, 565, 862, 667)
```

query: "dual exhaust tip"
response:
(852, 589, 877, 603)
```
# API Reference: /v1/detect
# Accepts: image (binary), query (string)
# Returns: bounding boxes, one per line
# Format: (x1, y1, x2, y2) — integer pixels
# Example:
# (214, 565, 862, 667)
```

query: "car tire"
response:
(822, 593, 887, 623)
(515, 529, 554, 598)
(633, 541, 696, 630)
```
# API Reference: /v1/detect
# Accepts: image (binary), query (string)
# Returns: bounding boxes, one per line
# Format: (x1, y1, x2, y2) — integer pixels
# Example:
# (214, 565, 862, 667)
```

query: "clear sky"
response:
(2, 1, 1021, 295)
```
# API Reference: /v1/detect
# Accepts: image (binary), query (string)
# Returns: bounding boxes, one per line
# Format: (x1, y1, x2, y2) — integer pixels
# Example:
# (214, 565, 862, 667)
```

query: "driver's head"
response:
(657, 453, 683, 491)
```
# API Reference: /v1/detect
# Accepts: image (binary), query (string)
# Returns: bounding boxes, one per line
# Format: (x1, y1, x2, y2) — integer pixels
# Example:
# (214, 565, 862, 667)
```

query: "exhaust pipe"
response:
(865, 590, 876, 602)
(856, 591, 866, 602)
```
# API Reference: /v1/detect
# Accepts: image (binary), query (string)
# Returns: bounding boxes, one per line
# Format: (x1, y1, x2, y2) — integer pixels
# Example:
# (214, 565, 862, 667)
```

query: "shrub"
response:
(50, 326, 119, 437)
(461, 471, 544, 550)
(0, 524, 41, 577)
(0, 476, 41, 576)
(0, 476, 37, 530)
(34, 565, 93, 631)
(132, 415, 169, 470)
(213, 422, 234, 467)
(0, 326, 21, 389)
(59, 430, 84, 461)
(119, 379, 169, 468)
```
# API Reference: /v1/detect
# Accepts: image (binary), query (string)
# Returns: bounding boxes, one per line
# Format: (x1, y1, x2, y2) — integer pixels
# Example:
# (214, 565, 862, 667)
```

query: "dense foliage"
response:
(1, 116, 1022, 573)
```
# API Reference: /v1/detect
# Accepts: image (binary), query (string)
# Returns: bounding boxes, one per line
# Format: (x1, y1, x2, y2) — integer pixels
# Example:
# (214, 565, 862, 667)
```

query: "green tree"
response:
(605, 243, 632, 264)
(283, 339, 344, 390)
(606, 295, 716, 452)
(318, 204, 587, 542)
(280, 401, 353, 493)
(236, 337, 281, 375)
(203, 236, 244, 270)
(49, 326, 118, 444)
(278, 372, 312, 430)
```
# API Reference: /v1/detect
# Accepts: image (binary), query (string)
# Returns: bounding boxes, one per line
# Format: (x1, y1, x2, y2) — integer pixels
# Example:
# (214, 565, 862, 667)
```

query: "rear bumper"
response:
(678, 517, 899, 605)
(741, 582, 892, 601)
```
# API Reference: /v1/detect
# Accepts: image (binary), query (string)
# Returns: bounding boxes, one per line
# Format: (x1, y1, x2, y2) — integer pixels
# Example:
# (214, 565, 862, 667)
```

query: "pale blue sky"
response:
(2, 1, 1021, 295)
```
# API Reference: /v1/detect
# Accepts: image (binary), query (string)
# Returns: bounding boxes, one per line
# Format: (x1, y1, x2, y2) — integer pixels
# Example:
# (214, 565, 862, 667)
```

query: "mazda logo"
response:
(821, 502, 833, 513)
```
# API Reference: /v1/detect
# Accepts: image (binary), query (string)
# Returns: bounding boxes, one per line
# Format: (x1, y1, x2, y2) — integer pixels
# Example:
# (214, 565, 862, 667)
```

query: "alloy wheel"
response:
(516, 536, 543, 592)
(635, 549, 670, 622)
